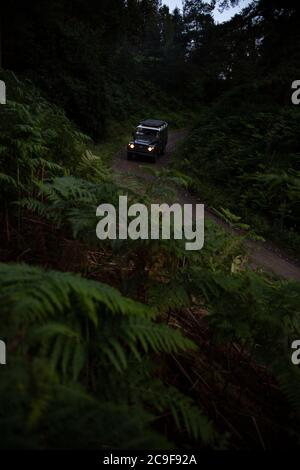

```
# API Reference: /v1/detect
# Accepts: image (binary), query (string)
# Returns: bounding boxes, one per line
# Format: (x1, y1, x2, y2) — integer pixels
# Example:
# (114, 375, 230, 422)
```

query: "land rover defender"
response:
(127, 119, 168, 163)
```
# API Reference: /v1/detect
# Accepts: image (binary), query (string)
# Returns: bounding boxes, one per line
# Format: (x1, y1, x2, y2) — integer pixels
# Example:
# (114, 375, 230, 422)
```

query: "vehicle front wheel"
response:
(127, 152, 133, 161)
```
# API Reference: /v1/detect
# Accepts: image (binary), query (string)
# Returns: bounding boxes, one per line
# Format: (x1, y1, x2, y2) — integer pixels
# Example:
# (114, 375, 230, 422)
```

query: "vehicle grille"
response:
(135, 144, 147, 151)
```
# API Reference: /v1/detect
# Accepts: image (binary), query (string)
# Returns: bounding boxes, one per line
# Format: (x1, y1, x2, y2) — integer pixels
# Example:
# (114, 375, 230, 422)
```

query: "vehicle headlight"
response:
(129, 143, 135, 149)
(148, 146, 155, 152)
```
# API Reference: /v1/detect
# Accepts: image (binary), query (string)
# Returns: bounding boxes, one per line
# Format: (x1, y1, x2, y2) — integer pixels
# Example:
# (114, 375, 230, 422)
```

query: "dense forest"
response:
(1, 0, 300, 451)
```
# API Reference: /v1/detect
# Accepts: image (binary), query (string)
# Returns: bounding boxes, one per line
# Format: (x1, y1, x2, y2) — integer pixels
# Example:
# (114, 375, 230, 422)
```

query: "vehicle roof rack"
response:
(139, 119, 168, 128)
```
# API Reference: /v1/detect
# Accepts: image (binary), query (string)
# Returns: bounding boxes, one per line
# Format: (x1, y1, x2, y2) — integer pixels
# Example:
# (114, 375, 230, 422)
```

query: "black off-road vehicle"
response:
(127, 119, 168, 162)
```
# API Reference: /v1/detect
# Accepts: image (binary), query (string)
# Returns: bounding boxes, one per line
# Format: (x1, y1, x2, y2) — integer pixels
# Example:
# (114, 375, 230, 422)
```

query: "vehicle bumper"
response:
(127, 150, 157, 158)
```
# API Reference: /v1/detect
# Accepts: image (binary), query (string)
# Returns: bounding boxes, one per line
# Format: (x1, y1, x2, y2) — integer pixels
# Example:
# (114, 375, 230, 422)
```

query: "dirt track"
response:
(113, 130, 300, 282)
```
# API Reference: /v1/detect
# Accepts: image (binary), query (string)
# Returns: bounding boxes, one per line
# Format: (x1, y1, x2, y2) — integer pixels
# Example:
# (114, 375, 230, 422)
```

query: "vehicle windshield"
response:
(135, 128, 158, 141)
